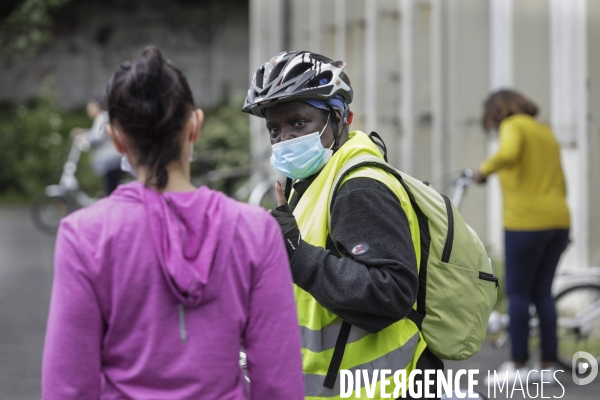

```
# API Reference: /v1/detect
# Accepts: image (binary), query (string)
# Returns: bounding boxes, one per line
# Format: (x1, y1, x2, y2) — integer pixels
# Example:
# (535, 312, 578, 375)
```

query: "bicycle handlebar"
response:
(451, 170, 474, 209)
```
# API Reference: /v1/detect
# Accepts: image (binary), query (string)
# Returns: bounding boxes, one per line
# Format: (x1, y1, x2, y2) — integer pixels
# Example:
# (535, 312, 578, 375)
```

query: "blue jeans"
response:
(504, 229, 570, 363)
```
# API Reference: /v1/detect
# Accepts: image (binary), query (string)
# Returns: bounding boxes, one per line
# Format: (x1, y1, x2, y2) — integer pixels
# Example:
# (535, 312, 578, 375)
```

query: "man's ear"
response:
(107, 124, 126, 155)
(347, 111, 354, 126)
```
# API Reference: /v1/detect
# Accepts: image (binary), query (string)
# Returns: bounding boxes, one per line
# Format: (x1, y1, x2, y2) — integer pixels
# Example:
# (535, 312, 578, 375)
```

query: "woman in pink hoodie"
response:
(42, 46, 304, 400)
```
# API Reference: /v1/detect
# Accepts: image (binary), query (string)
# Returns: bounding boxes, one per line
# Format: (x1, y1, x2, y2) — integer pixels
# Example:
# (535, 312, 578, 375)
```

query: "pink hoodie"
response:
(42, 182, 304, 399)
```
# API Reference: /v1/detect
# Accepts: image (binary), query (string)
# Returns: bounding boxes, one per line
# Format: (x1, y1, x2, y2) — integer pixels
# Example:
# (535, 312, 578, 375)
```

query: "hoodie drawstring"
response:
(178, 304, 187, 344)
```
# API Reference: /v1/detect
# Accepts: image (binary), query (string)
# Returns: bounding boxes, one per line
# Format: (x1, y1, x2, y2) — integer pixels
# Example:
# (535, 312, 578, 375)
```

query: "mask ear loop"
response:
(113, 127, 137, 177)
(318, 113, 331, 142)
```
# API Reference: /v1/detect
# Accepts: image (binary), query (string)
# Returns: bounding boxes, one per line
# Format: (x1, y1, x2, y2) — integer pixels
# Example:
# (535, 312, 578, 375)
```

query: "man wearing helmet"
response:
(243, 51, 443, 399)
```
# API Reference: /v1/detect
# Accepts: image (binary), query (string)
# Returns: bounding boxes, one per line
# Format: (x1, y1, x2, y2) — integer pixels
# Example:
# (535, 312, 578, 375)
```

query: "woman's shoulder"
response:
(59, 183, 145, 236)
(500, 113, 541, 130)
(501, 114, 557, 138)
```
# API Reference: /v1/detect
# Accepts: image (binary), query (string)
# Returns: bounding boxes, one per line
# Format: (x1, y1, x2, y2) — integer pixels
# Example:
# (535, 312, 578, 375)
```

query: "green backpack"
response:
(328, 134, 498, 361)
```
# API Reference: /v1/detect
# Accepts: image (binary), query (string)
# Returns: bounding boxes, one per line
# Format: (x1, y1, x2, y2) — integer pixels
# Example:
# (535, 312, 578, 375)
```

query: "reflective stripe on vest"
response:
(303, 332, 420, 398)
(292, 131, 426, 400)
(300, 323, 371, 353)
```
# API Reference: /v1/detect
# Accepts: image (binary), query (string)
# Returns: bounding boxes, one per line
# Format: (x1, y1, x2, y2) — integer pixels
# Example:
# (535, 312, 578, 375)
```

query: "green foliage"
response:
(0, 88, 251, 204)
(0, 0, 72, 59)
(0, 78, 102, 204)
(191, 97, 251, 195)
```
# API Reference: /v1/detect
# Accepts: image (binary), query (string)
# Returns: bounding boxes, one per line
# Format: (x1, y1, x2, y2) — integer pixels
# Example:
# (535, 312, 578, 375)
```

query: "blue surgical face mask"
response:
(120, 155, 137, 177)
(270, 115, 333, 180)
(113, 127, 137, 178)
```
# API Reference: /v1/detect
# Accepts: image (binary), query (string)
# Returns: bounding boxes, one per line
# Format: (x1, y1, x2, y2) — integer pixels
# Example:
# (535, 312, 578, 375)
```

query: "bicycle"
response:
(31, 137, 101, 234)
(450, 170, 600, 370)
(553, 269, 600, 369)
(193, 148, 279, 210)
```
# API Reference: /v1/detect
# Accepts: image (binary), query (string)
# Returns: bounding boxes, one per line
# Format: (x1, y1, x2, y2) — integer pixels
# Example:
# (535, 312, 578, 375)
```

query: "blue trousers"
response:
(504, 229, 570, 363)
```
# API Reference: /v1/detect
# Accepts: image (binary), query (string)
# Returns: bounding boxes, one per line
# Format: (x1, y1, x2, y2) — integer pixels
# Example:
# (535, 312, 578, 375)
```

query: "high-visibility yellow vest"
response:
(292, 131, 427, 399)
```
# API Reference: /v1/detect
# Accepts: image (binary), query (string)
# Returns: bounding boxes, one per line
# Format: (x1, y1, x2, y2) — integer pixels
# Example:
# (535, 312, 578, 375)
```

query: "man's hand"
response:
(275, 180, 287, 207)
(269, 181, 301, 260)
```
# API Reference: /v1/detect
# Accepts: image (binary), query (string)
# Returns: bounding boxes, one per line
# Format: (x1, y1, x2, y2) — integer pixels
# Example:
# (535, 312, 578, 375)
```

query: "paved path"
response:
(0, 207, 55, 399)
(0, 206, 597, 399)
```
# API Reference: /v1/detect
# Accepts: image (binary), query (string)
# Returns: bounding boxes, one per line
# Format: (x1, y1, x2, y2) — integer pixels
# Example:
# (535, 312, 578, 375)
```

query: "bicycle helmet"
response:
(242, 51, 353, 117)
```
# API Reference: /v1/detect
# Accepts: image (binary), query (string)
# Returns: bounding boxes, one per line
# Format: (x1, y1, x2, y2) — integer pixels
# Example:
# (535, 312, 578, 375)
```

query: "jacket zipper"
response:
(441, 194, 454, 263)
(479, 272, 500, 289)
(178, 304, 187, 344)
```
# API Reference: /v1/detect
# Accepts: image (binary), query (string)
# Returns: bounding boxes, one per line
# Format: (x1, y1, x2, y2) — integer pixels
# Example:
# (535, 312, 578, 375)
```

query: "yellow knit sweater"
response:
(480, 114, 570, 231)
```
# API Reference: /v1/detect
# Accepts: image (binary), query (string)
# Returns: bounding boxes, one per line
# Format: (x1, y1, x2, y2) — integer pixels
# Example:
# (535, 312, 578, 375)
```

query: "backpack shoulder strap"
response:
(327, 154, 398, 226)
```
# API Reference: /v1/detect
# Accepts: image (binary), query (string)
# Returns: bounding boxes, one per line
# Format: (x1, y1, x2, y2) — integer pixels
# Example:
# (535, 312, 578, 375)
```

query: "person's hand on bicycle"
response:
(268, 181, 301, 260)
(471, 169, 487, 184)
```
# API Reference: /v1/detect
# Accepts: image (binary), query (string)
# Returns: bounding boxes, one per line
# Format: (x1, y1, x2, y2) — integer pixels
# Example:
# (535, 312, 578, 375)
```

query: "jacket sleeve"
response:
(42, 221, 103, 400)
(290, 177, 419, 333)
(479, 119, 524, 176)
(243, 216, 304, 400)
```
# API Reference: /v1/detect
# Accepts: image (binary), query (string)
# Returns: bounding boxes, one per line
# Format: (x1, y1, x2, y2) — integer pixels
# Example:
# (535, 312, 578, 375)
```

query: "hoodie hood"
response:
(112, 182, 236, 308)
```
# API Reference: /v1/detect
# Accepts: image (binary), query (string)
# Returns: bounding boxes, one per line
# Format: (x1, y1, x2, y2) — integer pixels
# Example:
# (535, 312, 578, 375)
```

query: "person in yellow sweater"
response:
(472, 90, 570, 386)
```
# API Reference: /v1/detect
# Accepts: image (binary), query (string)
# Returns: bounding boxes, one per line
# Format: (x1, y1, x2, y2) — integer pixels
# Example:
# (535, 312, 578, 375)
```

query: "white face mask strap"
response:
(318, 113, 335, 150)
(318, 113, 330, 138)
(327, 140, 334, 150)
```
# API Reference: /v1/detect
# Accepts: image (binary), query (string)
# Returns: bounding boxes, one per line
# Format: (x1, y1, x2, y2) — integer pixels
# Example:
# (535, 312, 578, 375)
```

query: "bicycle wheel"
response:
(248, 180, 279, 209)
(555, 284, 600, 369)
(31, 192, 76, 234)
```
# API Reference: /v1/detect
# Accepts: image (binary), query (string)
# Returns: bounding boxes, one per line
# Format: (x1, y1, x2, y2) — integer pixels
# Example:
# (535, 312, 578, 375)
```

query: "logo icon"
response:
(572, 351, 598, 385)
(351, 243, 369, 256)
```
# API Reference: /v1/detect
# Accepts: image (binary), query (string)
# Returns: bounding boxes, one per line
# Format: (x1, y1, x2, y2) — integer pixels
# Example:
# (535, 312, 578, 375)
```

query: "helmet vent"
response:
(268, 62, 287, 86)
(307, 71, 333, 88)
(282, 62, 313, 83)
(255, 68, 265, 89)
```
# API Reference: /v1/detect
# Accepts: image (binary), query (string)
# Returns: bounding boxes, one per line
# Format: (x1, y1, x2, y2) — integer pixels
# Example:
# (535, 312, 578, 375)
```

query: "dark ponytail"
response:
(105, 46, 195, 190)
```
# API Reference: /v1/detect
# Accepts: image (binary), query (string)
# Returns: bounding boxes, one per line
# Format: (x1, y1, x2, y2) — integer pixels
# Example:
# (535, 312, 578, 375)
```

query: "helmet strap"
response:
(328, 105, 341, 152)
